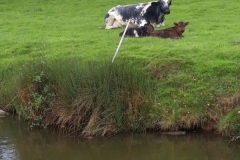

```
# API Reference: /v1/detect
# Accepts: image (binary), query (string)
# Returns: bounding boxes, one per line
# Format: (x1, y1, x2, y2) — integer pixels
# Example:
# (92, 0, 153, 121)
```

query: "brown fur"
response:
(150, 21, 189, 39)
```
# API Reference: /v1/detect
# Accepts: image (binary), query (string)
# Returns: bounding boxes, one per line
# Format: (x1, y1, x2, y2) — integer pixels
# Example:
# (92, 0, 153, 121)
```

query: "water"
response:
(1, 116, 240, 160)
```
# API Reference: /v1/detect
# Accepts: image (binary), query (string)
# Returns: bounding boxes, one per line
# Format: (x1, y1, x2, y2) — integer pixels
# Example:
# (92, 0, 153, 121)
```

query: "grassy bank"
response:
(0, 0, 240, 137)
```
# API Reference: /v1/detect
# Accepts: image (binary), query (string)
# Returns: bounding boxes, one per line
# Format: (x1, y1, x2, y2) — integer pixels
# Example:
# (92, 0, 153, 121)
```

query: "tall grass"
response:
(0, 0, 240, 136)
(4, 57, 154, 136)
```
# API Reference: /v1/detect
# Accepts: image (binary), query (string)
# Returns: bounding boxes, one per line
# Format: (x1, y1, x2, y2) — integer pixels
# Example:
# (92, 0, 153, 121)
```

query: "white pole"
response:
(112, 19, 131, 63)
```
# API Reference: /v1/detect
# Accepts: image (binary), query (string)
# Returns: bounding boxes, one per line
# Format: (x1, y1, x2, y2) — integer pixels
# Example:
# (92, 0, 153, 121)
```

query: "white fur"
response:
(140, 2, 151, 16)
(139, 19, 148, 27)
(133, 30, 139, 37)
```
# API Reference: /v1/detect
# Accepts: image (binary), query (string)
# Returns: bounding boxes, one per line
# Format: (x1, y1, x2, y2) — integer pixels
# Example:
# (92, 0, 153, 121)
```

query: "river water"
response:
(1, 116, 240, 160)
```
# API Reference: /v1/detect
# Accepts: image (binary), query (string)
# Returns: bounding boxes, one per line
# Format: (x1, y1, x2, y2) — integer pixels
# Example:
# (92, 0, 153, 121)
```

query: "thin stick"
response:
(112, 19, 131, 63)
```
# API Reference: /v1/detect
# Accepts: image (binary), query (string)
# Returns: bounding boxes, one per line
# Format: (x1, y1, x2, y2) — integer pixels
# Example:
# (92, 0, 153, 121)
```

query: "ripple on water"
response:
(0, 137, 19, 160)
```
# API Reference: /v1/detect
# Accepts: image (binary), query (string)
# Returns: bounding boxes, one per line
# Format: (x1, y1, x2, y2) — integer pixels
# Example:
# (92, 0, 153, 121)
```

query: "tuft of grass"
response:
(218, 108, 240, 135)
(9, 58, 154, 136)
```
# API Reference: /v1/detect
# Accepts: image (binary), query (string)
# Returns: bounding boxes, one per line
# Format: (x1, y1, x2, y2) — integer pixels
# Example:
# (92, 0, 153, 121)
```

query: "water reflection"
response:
(1, 116, 240, 160)
(0, 137, 19, 160)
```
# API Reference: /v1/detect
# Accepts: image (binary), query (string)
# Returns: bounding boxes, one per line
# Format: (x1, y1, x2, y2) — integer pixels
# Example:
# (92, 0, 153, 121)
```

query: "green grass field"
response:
(0, 0, 240, 137)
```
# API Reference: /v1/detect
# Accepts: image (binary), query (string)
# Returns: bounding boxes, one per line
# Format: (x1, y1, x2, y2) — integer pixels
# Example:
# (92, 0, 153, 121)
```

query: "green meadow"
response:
(0, 0, 240, 137)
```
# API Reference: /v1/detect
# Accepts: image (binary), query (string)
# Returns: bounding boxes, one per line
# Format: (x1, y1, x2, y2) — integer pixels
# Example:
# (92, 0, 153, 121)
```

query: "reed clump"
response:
(9, 58, 154, 137)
